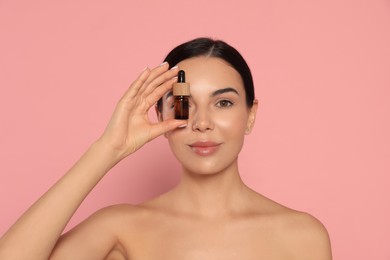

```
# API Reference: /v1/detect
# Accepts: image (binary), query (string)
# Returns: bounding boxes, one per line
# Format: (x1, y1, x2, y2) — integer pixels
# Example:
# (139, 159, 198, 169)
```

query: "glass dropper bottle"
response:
(173, 70, 190, 120)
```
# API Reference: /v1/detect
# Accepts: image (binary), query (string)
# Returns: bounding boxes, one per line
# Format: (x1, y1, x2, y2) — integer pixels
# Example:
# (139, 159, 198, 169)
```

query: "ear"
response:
(245, 99, 259, 135)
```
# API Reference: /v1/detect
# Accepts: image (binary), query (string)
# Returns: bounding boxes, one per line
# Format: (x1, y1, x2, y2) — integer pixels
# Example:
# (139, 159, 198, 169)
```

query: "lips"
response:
(188, 141, 221, 156)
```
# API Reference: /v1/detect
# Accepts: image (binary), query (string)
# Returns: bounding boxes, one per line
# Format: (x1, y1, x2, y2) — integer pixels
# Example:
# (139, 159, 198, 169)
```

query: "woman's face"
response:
(159, 57, 257, 175)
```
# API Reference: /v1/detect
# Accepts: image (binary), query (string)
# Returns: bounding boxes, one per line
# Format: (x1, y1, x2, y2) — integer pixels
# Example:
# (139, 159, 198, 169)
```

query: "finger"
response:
(111, 67, 152, 126)
(120, 67, 151, 104)
(149, 119, 188, 140)
(145, 77, 177, 108)
(143, 66, 179, 97)
(138, 62, 171, 93)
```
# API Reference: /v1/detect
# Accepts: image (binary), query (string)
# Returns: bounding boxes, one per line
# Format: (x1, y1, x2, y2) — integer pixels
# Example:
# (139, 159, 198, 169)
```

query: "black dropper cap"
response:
(178, 70, 185, 83)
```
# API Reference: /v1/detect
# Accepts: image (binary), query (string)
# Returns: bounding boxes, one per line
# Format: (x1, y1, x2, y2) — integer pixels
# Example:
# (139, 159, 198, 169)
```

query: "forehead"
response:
(175, 57, 244, 92)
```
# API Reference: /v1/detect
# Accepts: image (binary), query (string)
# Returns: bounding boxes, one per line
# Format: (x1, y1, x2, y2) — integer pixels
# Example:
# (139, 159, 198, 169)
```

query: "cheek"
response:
(162, 106, 175, 120)
(165, 128, 185, 144)
(166, 131, 188, 162)
(214, 111, 248, 134)
(160, 97, 176, 120)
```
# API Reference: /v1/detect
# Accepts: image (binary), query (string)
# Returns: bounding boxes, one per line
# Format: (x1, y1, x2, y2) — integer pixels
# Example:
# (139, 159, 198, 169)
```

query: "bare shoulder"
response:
(86, 203, 152, 230)
(93, 203, 140, 218)
(72, 203, 139, 228)
(280, 210, 332, 260)
(257, 196, 332, 260)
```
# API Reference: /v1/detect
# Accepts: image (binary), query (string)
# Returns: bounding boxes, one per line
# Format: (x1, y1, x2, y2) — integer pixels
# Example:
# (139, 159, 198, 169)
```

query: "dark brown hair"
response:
(157, 37, 255, 111)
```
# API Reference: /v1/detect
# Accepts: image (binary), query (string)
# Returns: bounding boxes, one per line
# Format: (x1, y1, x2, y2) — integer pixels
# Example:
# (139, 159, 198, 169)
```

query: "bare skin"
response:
(0, 58, 332, 260)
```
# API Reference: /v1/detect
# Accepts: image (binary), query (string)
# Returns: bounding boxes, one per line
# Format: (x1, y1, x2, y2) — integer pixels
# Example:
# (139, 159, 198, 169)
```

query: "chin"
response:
(181, 158, 238, 176)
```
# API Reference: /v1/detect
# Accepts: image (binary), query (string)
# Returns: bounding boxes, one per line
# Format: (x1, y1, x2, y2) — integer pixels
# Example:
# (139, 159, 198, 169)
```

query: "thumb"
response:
(149, 119, 188, 139)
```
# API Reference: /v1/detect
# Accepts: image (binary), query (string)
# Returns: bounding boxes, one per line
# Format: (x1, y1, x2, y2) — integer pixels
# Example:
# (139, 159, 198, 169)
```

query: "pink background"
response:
(1, 0, 389, 259)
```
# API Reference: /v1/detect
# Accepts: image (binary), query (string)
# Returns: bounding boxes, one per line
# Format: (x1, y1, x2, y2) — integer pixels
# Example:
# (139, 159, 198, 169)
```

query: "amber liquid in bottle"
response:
(174, 95, 189, 119)
(173, 70, 190, 120)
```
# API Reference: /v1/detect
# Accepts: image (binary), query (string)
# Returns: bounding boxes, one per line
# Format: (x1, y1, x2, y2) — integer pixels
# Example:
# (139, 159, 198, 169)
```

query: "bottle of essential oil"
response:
(173, 70, 190, 120)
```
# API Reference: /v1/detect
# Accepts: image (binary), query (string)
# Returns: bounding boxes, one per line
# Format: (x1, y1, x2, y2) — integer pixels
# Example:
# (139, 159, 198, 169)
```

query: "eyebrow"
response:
(210, 87, 239, 97)
(164, 87, 239, 100)
(166, 91, 173, 99)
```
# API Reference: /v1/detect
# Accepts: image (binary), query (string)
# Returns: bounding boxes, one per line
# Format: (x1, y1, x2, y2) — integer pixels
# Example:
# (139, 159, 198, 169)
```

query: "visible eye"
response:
(216, 99, 233, 108)
(165, 100, 174, 109)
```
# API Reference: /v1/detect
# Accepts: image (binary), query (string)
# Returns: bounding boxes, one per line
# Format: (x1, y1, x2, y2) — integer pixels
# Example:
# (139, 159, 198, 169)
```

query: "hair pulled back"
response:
(157, 37, 255, 111)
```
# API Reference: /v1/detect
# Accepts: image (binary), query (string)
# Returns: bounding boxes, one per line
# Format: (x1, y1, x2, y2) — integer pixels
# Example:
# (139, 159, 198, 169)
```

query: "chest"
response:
(122, 218, 291, 260)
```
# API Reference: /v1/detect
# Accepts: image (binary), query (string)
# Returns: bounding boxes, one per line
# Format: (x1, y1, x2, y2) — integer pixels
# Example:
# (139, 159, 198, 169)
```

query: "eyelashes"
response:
(166, 99, 234, 110)
(215, 99, 234, 108)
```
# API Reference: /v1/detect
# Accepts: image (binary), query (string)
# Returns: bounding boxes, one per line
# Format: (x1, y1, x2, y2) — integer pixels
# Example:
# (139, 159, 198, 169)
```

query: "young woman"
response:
(0, 38, 332, 259)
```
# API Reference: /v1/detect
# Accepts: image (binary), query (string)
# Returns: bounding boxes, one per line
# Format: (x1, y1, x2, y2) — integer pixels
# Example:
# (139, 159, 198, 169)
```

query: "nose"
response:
(191, 107, 214, 132)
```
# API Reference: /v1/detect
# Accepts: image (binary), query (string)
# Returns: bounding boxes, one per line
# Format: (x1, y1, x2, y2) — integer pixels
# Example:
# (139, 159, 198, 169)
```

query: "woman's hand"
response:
(97, 62, 185, 162)
(0, 62, 185, 260)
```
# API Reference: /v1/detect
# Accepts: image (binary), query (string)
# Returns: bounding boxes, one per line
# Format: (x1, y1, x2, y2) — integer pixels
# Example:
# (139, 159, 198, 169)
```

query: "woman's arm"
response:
(0, 62, 183, 260)
(0, 142, 119, 260)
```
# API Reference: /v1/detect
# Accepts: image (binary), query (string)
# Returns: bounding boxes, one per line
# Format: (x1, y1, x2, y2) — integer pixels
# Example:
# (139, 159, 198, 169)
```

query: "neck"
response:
(173, 161, 249, 218)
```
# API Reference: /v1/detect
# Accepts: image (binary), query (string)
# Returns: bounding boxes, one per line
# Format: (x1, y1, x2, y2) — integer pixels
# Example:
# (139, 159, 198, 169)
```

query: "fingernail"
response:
(178, 123, 187, 128)
(170, 65, 178, 70)
(160, 61, 168, 66)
